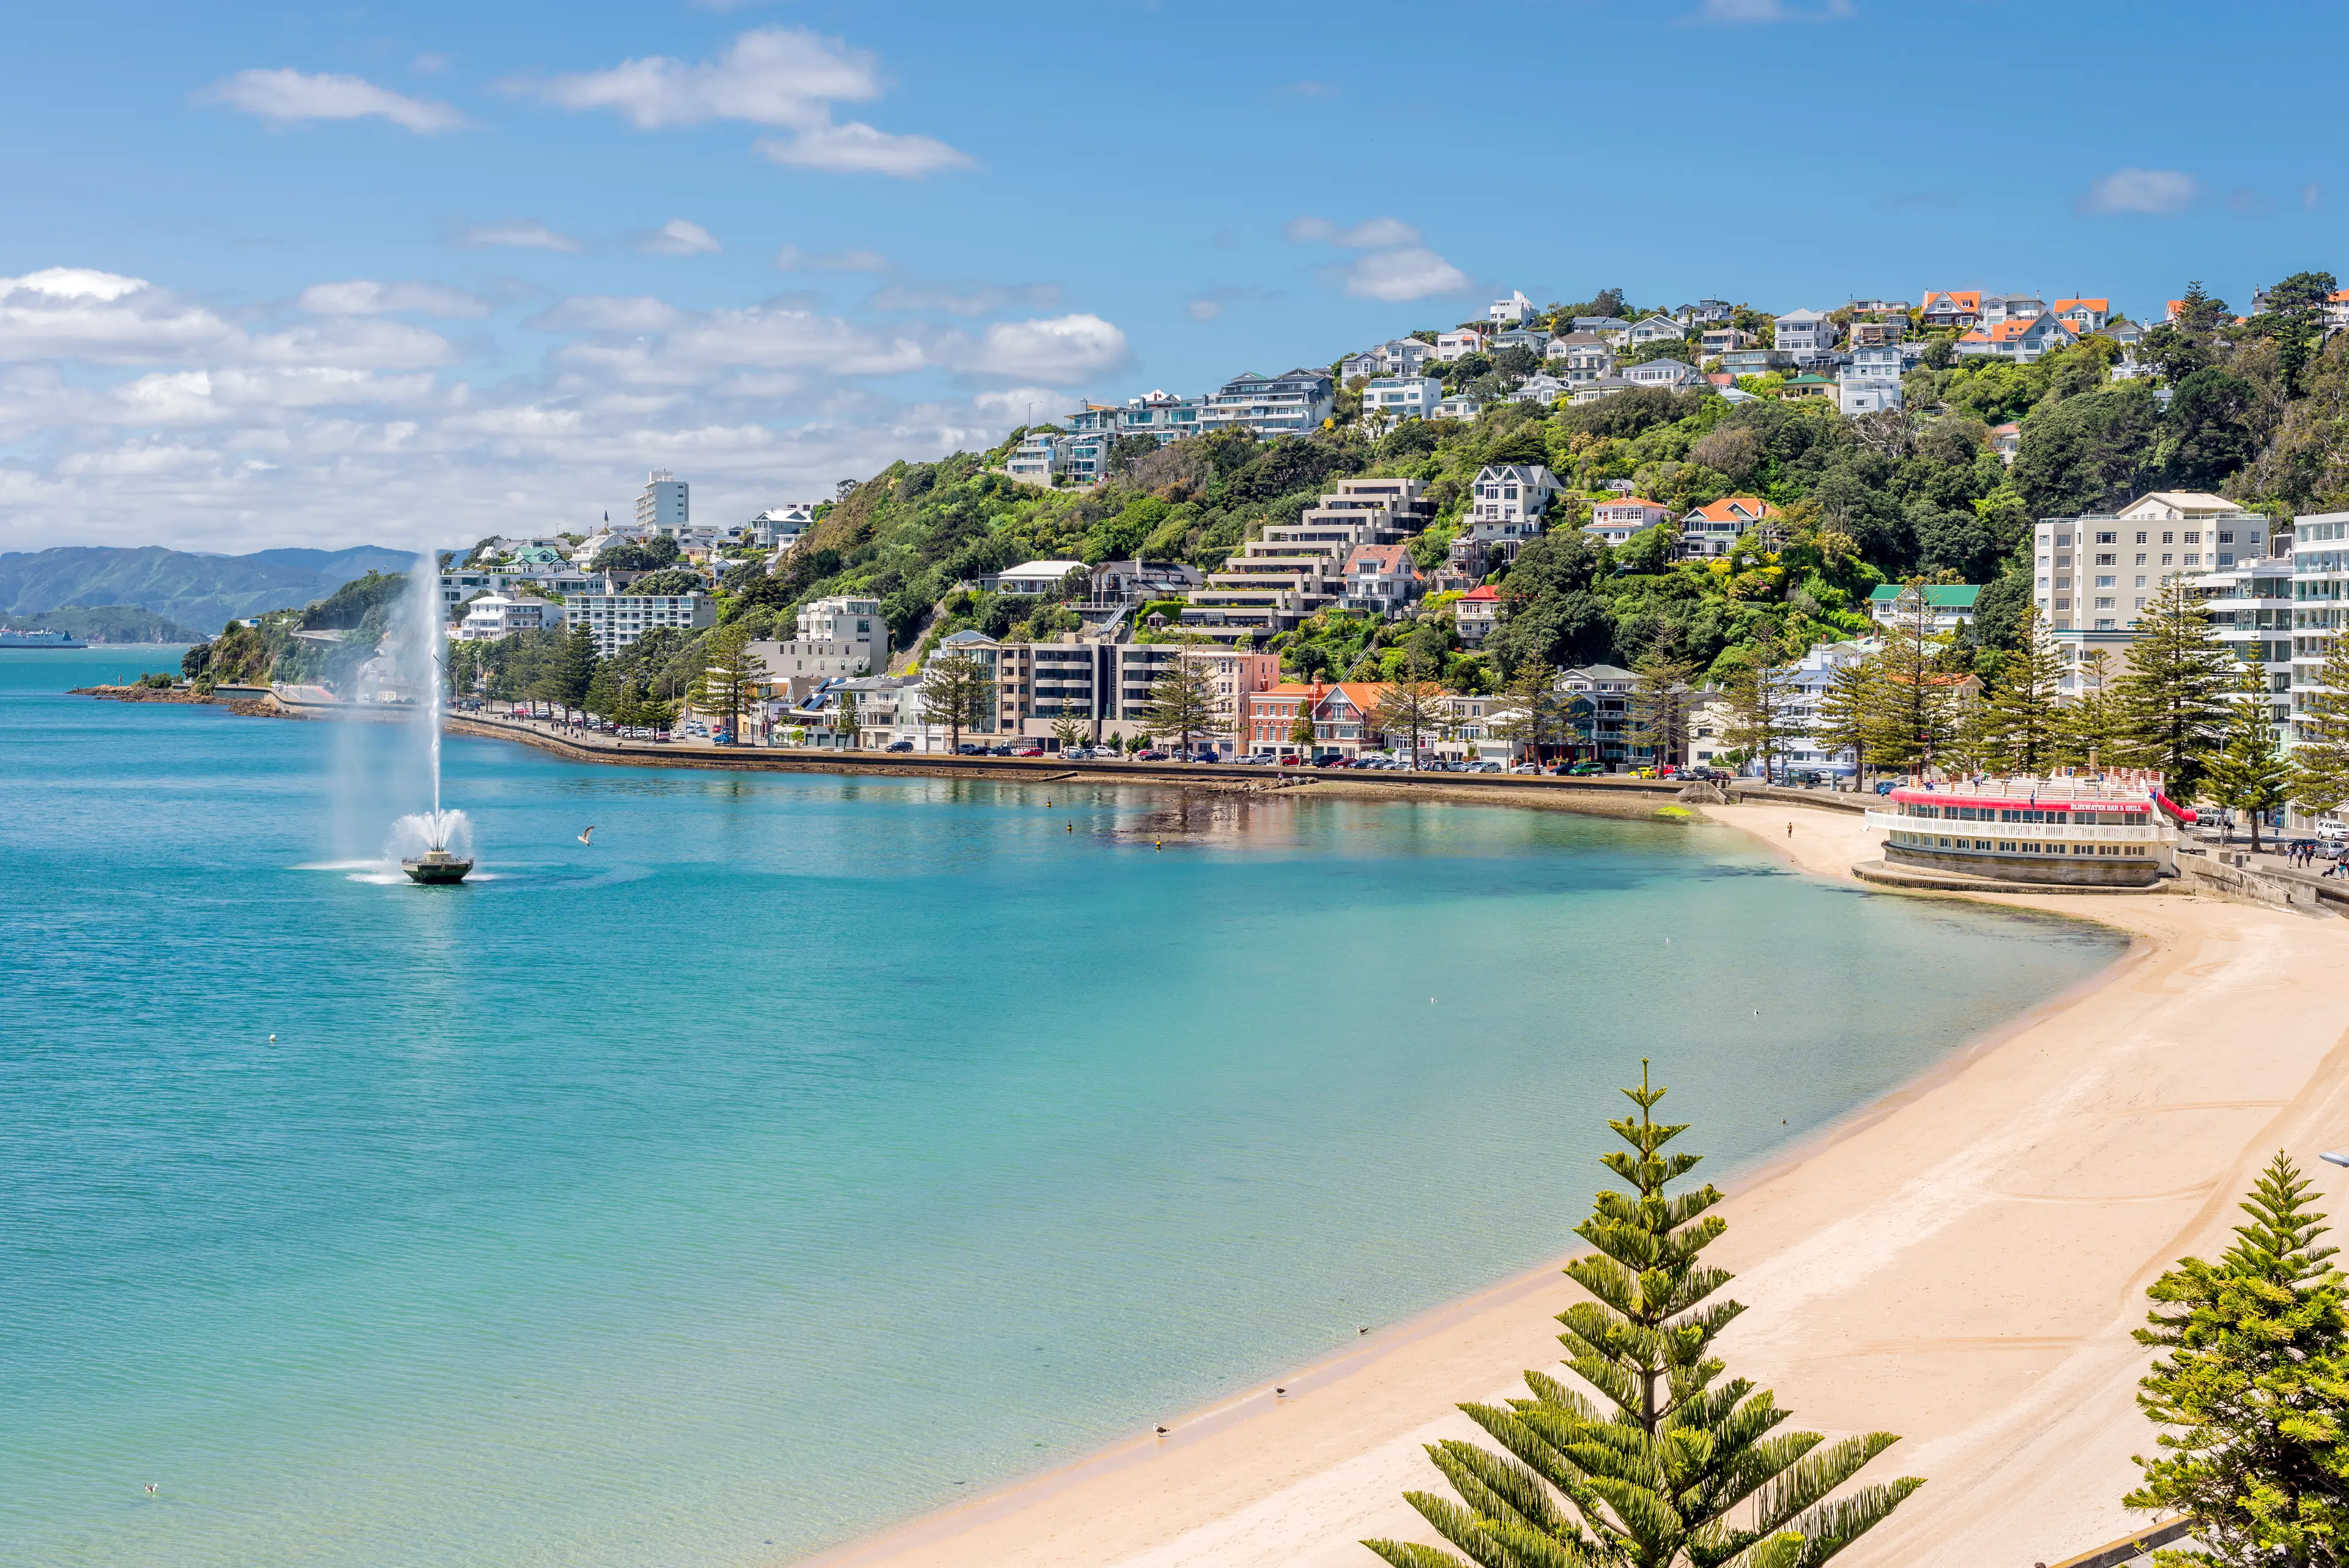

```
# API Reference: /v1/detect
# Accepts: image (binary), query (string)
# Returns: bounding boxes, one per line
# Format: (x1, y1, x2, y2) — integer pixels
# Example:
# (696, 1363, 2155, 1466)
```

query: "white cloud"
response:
(522, 26, 876, 128)
(527, 295, 686, 333)
(2079, 168, 2203, 216)
(198, 69, 469, 133)
(521, 27, 971, 179)
(1284, 215, 1422, 248)
(456, 221, 584, 253)
(1, 268, 152, 303)
(941, 314, 1129, 383)
(754, 124, 973, 178)
(0, 258, 1135, 556)
(297, 280, 491, 318)
(1685, 0, 1854, 21)
(1186, 298, 1223, 322)
(865, 281, 1063, 316)
(776, 244, 892, 273)
(1341, 248, 1472, 302)
(637, 219, 722, 256)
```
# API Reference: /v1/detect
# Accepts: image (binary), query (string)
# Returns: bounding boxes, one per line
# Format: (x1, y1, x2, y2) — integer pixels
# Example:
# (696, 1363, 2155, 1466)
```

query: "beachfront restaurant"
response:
(1864, 774, 2189, 887)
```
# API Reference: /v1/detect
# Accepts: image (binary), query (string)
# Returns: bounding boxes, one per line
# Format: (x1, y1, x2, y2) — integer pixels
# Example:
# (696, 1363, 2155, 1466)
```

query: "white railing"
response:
(1865, 810, 2166, 843)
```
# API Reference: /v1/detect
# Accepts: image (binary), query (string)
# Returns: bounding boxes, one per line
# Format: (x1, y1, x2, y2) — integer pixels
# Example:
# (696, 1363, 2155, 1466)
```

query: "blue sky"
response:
(1, 0, 2337, 554)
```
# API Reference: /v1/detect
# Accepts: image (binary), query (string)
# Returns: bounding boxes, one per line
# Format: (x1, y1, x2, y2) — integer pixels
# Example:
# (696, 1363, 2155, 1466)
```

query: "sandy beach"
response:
(812, 801, 2349, 1568)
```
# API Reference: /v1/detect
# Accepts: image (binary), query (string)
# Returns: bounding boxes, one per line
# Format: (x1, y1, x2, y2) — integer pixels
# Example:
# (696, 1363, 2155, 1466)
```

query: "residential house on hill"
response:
(1773, 308, 1838, 365)
(1866, 582, 1980, 634)
(1434, 390, 1488, 418)
(1627, 314, 1688, 346)
(2049, 297, 2110, 332)
(1489, 327, 1548, 355)
(1199, 368, 1335, 436)
(1696, 326, 1754, 360)
(1956, 314, 2075, 363)
(1920, 290, 1982, 329)
(1679, 299, 1736, 325)
(1978, 294, 2045, 328)
(1340, 339, 1436, 380)
(1453, 584, 1502, 645)
(1720, 347, 1791, 378)
(1338, 542, 1425, 617)
(1547, 332, 1616, 383)
(1991, 422, 2022, 463)
(1624, 359, 1701, 392)
(1509, 372, 1572, 406)
(1363, 375, 1444, 423)
(1435, 327, 1488, 361)
(1678, 497, 1779, 559)
(1585, 495, 1672, 546)
(1572, 316, 1635, 344)
(1837, 343, 1905, 415)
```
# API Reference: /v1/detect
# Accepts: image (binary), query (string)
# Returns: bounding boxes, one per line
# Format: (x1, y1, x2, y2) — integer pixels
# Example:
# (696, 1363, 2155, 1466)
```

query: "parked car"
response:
(1012, 746, 1045, 758)
(1192, 749, 1220, 763)
(1135, 749, 1168, 761)
(2318, 820, 2349, 842)
(1277, 754, 1303, 766)
(885, 740, 915, 752)
(986, 745, 1014, 756)
(1567, 760, 1606, 776)
(1874, 779, 1898, 795)
(1510, 762, 1540, 775)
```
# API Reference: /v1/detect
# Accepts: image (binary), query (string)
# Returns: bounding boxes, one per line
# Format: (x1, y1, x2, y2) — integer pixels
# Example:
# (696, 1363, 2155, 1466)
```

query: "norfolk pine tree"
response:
(1373, 653, 1448, 765)
(2203, 665, 2290, 852)
(1141, 657, 1226, 757)
(1721, 636, 1801, 784)
(1050, 709, 1088, 755)
(920, 650, 992, 752)
(1630, 645, 1700, 771)
(1868, 583, 1960, 776)
(1810, 650, 1880, 787)
(2061, 648, 2129, 771)
(1365, 1066, 1923, 1568)
(2288, 633, 2349, 820)
(2117, 576, 2236, 795)
(2128, 1154, 2349, 1568)
(1491, 658, 1566, 762)
(836, 687, 861, 746)
(1980, 604, 2065, 775)
(690, 621, 763, 738)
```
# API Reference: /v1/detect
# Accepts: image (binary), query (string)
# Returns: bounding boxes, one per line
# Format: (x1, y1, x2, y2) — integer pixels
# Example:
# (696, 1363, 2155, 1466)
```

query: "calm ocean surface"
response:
(0, 648, 2123, 1567)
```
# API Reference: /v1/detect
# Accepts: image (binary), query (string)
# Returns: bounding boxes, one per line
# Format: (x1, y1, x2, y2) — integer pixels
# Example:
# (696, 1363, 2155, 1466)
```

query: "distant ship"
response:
(0, 629, 87, 648)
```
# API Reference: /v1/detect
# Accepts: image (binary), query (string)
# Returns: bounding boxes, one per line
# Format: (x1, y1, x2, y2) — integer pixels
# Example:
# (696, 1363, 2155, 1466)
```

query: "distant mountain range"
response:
(2, 604, 203, 643)
(0, 546, 414, 636)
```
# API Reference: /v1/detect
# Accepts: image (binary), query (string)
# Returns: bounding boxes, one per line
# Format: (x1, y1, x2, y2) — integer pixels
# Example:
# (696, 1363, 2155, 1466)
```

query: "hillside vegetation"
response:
(0, 544, 412, 633)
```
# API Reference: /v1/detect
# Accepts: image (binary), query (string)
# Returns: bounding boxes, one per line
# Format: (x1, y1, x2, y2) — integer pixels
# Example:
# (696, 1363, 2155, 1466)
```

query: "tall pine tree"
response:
(1811, 649, 1881, 787)
(1367, 1066, 1923, 1568)
(2202, 665, 2290, 852)
(2117, 577, 2235, 795)
(2129, 1154, 2349, 1568)
(1981, 604, 2064, 775)
(1867, 583, 1960, 776)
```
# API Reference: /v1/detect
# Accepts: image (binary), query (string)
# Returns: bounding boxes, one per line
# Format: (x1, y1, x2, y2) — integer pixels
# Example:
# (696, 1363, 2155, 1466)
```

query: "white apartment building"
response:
(1838, 343, 1906, 416)
(1488, 291, 1535, 325)
(563, 590, 716, 656)
(1006, 431, 1067, 485)
(2290, 513, 2348, 778)
(1362, 375, 1444, 423)
(1772, 309, 1837, 365)
(637, 469, 689, 533)
(2033, 491, 2267, 691)
(2193, 555, 2295, 746)
(451, 593, 554, 642)
(750, 504, 818, 550)
(752, 595, 889, 682)
(1341, 339, 1437, 380)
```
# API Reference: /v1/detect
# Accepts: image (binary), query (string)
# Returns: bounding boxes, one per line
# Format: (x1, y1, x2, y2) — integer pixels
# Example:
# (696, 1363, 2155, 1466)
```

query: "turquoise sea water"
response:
(0, 649, 2124, 1567)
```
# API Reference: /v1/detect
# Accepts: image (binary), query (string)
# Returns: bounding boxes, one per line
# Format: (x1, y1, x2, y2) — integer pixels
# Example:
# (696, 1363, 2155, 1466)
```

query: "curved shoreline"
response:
(804, 805, 2349, 1568)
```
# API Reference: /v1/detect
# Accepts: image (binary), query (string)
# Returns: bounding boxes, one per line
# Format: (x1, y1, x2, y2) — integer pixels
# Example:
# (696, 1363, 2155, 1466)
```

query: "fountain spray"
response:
(396, 550, 473, 885)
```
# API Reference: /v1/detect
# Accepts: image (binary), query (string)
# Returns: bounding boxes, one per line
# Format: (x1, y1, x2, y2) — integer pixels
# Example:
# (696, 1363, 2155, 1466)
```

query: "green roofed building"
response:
(1866, 582, 1980, 633)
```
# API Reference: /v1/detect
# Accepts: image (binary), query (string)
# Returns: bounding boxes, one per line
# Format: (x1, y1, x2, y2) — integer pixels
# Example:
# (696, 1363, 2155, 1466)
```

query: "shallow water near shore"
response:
(1, 650, 2124, 1567)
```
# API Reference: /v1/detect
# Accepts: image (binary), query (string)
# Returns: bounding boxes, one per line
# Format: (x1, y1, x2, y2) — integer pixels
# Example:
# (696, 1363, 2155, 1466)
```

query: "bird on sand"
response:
(578, 826, 595, 846)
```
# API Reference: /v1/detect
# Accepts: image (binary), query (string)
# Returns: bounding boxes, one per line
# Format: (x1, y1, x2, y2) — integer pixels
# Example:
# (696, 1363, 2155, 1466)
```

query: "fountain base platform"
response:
(401, 848, 473, 885)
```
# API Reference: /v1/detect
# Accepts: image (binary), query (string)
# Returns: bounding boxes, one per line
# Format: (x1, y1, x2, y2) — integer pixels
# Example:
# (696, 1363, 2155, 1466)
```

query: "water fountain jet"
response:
(394, 552, 473, 885)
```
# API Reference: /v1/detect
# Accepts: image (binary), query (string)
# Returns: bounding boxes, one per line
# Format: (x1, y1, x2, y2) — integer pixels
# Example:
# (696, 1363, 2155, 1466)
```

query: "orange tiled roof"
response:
(1923, 289, 1982, 311)
(2050, 297, 2108, 314)
(1687, 496, 1776, 524)
(1460, 585, 1501, 601)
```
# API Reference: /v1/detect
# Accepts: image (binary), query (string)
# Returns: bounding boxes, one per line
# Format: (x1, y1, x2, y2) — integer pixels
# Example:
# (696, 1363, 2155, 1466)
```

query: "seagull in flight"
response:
(578, 826, 595, 846)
